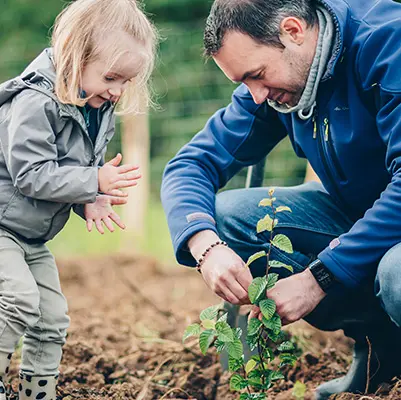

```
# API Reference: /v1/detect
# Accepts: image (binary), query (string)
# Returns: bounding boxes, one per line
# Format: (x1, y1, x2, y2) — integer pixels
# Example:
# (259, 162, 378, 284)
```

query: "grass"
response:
(48, 197, 176, 265)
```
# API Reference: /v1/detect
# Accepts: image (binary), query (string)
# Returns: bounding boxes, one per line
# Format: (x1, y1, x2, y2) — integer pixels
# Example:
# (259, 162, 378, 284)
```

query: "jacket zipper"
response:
(68, 107, 112, 166)
(322, 117, 347, 182)
(313, 110, 346, 201)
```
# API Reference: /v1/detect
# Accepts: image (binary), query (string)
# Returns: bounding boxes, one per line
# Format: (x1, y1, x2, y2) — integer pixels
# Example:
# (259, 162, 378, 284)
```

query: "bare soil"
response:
(7, 254, 401, 399)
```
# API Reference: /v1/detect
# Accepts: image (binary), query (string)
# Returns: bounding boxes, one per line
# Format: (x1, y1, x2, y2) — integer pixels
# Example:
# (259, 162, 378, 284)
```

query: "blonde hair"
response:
(52, 0, 158, 114)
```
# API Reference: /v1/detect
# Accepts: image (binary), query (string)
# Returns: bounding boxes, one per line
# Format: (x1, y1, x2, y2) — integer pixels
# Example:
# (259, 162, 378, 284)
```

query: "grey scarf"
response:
(267, 5, 335, 120)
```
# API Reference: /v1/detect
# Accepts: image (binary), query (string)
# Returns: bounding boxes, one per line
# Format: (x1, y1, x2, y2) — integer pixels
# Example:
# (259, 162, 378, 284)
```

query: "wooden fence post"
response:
(121, 100, 149, 247)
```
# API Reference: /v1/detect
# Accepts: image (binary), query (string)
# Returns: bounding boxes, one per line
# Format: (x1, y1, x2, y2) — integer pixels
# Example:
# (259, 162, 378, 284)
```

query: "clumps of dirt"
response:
(5, 253, 401, 399)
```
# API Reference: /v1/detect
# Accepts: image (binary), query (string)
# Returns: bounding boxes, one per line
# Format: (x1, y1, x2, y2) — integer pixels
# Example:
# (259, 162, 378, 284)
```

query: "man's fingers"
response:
(95, 219, 105, 234)
(248, 306, 260, 321)
(236, 266, 254, 295)
(215, 290, 230, 304)
(86, 219, 93, 232)
(117, 164, 140, 174)
(226, 280, 250, 305)
(219, 285, 243, 305)
(109, 212, 126, 230)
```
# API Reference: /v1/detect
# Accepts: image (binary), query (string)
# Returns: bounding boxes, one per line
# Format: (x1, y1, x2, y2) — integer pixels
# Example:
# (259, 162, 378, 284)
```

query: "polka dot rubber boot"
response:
(18, 373, 58, 400)
(0, 352, 13, 400)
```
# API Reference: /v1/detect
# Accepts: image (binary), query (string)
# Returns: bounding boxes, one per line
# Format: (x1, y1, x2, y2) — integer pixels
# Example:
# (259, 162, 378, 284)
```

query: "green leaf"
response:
(246, 251, 266, 267)
(266, 273, 279, 290)
(215, 321, 234, 342)
(271, 234, 293, 253)
(264, 347, 275, 361)
(248, 369, 263, 379)
(258, 197, 276, 207)
(293, 381, 307, 400)
(251, 354, 263, 363)
(262, 313, 282, 334)
(268, 260, 294, 273)
(279, 352, 298, 367)
(248, 276, 267, 304)
(234, 327, 243, 339)
(278, 341, 295, 352)
(230, 374, 244, 391)
(226, 337, 243, 359)
(228, 356, 243, 372)
(276, 206, 292, 213)
(241, 393, 266, 400)
(215, 339, 226, 353)
(245, 359, 257, 374)
(199, 329, 215, 355)
(202, 319, 215, 330)
(259, 299, 276, 320)
(242, 393, 266, 399)
(200, 304, 220, 321)
(256, 214, 274, 233)
(271, 371, 285, 381)
(217, 312, 228, 323)
(246, 334, 258, 351)
(182, 323, 201, 343)
(247, 318, 262, 336)
(269, 330, 286, 343)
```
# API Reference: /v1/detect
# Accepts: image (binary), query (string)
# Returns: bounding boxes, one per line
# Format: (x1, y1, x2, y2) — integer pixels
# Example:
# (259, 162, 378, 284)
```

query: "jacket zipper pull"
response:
(324, 118, 329, 141)
(312, 109, 318, 139)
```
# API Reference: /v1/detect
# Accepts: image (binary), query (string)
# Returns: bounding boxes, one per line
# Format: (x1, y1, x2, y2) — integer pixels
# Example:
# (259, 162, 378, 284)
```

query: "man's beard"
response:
(283, 51, 313, 107)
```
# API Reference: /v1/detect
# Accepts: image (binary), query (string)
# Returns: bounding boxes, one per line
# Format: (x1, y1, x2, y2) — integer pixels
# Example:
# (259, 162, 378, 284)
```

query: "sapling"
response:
(183, 188, 299, 399)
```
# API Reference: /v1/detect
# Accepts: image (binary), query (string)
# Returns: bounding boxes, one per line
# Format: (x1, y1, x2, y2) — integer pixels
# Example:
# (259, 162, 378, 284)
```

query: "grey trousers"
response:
(0, 228, 70, 375)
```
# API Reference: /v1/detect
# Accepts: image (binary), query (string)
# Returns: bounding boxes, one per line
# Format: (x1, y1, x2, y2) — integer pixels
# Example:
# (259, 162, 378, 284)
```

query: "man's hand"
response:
(188, 230, 253, 305)
(84, 194, 127, 234)
(98, 153, 141, 197)
(249, 268, 326, 325)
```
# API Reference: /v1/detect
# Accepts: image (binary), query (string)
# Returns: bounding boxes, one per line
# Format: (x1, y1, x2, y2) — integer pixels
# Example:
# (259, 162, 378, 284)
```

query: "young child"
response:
(0, 0, 157, 398)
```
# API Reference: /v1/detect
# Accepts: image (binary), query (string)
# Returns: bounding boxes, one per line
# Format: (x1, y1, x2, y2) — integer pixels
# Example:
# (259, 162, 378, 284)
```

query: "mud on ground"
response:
(7, 254, 401, 399)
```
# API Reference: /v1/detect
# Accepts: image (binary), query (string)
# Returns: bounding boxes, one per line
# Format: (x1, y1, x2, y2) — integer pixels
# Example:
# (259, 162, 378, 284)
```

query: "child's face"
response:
(81, 36, 144, 108)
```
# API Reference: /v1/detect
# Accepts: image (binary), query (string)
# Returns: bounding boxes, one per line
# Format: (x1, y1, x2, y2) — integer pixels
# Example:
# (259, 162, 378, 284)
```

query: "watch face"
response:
(309, 260, 335, 292)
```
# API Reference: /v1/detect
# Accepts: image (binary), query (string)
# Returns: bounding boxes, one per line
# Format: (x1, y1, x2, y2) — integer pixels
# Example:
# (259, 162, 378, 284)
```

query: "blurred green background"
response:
(1, 0, 307, 263)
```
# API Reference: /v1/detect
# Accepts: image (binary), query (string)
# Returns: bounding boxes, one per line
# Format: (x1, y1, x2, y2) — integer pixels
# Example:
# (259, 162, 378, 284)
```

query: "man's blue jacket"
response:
(161, 0, 401, 288)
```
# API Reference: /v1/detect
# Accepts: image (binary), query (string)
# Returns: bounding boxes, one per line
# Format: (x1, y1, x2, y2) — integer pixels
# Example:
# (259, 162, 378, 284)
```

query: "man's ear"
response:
(279, 17, 306, 45)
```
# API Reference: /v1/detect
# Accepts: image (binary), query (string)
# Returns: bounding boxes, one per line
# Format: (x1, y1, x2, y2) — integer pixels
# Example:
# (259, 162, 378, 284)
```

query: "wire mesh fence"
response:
(148, 22, 307, 194)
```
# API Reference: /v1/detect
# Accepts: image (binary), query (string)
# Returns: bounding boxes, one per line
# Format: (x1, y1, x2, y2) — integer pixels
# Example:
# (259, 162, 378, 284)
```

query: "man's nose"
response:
(248, 83, 269, 105)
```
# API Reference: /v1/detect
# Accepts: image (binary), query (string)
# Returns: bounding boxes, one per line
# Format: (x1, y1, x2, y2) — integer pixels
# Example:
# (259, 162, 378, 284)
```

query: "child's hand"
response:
(98, 153, 141, 197)
(84, 194, 127, 234)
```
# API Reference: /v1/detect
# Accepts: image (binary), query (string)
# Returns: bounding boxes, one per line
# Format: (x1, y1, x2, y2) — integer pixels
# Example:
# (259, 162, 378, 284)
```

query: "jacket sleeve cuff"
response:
(318, 250, 361, 288)
(72, 204, 86, 220)
(174, 221, 219, 267)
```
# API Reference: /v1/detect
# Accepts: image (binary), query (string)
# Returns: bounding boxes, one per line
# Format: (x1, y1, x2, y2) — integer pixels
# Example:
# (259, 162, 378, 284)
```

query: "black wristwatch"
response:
(308, 259, 337, 293)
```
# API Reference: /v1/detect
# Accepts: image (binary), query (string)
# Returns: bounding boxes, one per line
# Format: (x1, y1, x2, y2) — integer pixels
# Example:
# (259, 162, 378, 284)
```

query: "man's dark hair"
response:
(204, 0, 318, 56)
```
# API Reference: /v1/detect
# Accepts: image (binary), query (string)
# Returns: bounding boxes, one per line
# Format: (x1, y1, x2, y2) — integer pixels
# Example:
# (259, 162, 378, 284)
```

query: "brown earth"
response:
(6, 254, 401, 399)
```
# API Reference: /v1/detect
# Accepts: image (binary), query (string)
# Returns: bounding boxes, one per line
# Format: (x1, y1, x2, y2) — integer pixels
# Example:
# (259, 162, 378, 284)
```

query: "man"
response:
(161, 0, 401, 398)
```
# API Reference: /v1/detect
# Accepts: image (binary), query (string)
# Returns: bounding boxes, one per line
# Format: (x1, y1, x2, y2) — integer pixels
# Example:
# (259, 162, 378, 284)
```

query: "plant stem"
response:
(266, 193, 277, 277)
(257, 330, 268, 391)
(242, 365, 252, 395)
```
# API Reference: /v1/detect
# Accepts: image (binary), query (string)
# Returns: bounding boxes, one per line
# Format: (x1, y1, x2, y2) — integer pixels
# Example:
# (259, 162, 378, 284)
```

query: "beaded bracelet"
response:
(196, 240, 228, 273)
